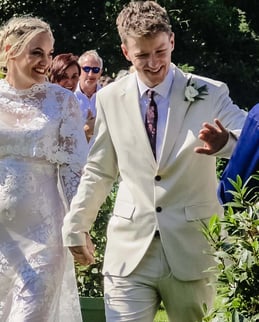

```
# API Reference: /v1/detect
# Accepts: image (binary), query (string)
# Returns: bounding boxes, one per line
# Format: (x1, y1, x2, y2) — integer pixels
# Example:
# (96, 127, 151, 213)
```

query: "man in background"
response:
(75, 49, 103, 141)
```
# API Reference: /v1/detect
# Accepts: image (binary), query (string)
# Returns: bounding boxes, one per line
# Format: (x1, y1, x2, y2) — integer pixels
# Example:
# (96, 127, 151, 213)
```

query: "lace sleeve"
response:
(59, 165, 82, 207)
(58, 93, 88, 207)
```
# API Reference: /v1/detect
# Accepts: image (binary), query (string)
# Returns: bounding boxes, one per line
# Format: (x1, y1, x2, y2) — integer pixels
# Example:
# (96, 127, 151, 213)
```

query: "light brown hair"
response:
(116, 1, 172, 44)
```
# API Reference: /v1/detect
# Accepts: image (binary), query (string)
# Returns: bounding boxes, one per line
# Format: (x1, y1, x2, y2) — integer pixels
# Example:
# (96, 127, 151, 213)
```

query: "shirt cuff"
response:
(214, 130, 240, 158)
(62, 228, 87, 247)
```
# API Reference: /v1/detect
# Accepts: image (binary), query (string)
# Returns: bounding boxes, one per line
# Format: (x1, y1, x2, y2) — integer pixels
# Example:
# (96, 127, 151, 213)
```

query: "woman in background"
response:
(49, 53, 94, 142)
(49, 52, 80, 92)
(0, 16, 88, 321)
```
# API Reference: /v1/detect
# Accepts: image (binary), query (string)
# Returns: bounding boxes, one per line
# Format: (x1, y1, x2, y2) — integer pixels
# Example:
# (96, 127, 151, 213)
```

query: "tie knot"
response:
(147, 89, 155, 100)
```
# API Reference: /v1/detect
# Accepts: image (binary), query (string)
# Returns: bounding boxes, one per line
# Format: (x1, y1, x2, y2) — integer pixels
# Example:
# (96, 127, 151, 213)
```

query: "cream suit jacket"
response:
(62, 64, 247, 281)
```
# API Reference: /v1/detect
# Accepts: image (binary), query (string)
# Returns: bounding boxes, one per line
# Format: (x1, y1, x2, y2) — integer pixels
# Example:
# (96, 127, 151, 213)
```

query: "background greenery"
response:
(75, 183, 118, 297)
(0, 0, 258, 109)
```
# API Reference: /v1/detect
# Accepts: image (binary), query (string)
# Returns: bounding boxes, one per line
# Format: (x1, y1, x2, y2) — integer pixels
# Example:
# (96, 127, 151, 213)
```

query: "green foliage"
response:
(216, 158, 228, 179)
(202, 176, 259, 321)
(0, 0, 258, 108)
(154, 308, 168, 322)
(166, 0, 259, 109)
(75, 183, 118, 297)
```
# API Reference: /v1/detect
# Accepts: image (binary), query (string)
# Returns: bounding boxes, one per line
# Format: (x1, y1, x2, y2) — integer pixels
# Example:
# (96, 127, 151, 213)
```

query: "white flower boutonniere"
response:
(184, 77, 208, 103)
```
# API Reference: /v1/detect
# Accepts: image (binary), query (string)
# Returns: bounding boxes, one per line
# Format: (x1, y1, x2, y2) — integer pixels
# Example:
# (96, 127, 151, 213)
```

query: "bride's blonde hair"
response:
(0, 16, 54, 73)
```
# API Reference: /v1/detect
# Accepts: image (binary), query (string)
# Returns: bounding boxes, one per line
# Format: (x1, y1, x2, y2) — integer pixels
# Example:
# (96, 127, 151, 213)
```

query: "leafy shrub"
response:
(202, 175, 259, 322)
(75, 183, 118, 297)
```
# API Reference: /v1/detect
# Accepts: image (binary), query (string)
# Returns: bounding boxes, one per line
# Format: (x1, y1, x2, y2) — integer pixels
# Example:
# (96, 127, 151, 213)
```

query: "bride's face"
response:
(8, 31, 54, 89)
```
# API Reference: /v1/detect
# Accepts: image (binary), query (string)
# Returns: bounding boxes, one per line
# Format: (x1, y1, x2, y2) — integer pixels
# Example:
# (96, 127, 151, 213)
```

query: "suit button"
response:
(156, 206, 162, 212)
(155, 175, 161, 181)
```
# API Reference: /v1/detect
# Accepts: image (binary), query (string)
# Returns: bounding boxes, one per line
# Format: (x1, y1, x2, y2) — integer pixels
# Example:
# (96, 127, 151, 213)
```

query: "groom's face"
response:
(121, 31, 174, 88)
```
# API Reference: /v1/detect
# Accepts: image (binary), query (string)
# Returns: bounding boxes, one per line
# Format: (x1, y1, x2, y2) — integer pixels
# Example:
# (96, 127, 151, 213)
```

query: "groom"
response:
(62, 1, 247, 321)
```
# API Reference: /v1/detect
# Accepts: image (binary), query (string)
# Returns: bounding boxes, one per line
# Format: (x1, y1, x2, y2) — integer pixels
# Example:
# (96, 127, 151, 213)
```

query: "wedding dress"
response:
(0, 79, 88, 321)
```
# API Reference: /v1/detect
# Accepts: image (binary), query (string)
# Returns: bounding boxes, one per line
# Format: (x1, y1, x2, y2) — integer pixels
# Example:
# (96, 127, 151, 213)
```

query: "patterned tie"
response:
(145, 90, 158, 159)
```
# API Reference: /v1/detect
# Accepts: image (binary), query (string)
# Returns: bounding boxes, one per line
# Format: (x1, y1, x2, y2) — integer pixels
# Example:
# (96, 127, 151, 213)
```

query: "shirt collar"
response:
(137, 65, 175, 99)
(75, 82, 102, 96)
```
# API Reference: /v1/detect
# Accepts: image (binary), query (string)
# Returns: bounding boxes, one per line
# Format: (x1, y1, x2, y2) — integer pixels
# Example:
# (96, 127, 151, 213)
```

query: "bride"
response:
(0, 15, 88, 321)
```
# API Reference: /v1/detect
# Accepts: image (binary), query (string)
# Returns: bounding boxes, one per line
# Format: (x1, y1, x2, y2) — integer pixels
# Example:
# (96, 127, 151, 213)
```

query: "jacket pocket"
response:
(184, 202, 223, 222)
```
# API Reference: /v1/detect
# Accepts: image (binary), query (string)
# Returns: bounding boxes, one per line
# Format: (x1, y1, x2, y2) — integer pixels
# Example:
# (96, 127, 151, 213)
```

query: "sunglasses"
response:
(82, 66, 101, 74)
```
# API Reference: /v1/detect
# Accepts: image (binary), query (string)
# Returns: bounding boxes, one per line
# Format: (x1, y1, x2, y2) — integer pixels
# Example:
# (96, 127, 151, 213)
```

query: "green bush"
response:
(202, 175, 259, 322)
(75, 183, 118, 297)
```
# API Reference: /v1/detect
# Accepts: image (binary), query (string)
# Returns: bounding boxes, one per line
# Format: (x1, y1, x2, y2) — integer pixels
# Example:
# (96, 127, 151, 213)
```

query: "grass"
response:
(154, 308, 168, 322)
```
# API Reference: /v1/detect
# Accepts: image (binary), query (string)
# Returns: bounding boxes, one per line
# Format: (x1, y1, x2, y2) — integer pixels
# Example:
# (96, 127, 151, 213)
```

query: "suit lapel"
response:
(159, 67, 191, 168)
(119, 69, 192, 170)
(120, 75, 157, 168)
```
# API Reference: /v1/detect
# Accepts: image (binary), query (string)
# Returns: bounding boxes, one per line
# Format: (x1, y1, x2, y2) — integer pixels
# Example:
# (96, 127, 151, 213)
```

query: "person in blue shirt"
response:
(218, 103, 259, 204)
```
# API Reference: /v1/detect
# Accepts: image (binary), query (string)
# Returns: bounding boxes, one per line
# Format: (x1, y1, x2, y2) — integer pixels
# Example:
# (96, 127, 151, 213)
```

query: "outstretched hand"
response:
(69, 233, 95, 266)
(194, 119, 229, 155)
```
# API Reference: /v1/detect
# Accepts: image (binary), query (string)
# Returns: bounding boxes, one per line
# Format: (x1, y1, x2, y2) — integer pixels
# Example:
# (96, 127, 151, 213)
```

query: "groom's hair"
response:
(116, 1, 172, 44)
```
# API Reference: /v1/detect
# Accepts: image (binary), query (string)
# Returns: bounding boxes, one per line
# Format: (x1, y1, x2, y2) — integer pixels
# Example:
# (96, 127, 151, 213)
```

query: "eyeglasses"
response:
(82, 66, 101, 74)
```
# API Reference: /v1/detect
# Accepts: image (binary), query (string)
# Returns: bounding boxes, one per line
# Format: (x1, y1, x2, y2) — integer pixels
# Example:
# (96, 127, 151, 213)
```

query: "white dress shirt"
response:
(137, 67, 175, 162)
(74, 83, 101, 121)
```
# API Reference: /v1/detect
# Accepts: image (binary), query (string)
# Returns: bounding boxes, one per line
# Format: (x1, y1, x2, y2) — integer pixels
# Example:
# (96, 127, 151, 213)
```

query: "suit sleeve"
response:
(62, 93, 119, 246)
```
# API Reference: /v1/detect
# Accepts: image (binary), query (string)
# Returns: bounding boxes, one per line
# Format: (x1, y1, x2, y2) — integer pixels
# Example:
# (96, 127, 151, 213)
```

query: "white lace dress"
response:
(0, 80, 88, 321)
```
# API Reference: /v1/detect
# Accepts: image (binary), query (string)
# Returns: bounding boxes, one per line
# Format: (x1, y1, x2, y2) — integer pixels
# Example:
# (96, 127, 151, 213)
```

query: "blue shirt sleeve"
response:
(218, 104, 259, 204)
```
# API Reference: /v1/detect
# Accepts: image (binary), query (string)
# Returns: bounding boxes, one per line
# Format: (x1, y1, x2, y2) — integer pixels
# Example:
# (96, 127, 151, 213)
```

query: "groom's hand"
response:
(194, 118, 229, 155)
(69, 233, 95, 266)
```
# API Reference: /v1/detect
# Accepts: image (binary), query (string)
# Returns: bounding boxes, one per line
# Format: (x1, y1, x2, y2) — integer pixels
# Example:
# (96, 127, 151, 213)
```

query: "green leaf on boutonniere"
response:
(184, 77, 208, 102)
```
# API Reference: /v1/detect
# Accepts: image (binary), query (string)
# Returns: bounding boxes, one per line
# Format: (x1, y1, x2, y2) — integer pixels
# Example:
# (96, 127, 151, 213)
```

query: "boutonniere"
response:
(184, 77, 208, 103)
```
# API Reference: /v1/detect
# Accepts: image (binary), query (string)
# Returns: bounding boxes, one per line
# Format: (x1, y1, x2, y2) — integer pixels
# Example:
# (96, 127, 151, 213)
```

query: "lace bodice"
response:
(0, 79, 88, 206)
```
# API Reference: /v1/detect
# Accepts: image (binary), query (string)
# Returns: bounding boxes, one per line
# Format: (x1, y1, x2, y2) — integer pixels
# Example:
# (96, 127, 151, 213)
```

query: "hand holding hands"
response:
(194, 119, 229, 155)
(69, 233, 95, 266)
